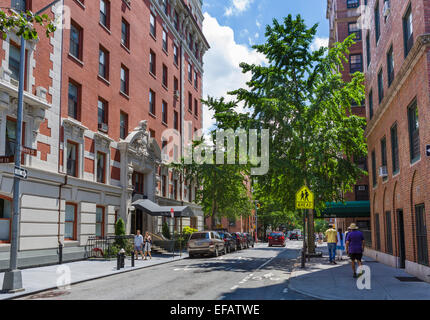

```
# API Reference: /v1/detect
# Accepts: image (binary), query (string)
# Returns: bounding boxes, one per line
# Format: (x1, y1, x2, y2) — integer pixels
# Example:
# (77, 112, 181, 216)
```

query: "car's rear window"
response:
(270, 232, 283, 236)
(190, 233, 210, 240)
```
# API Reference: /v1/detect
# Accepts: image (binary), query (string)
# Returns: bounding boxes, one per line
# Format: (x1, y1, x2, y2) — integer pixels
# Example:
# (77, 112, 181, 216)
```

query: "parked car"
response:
(231, 232, 247, 250)
(243, 232, 255, 248)
(218, 231, 237, 253)
(268, 232, 286, 247)
(187, 231, 226, 258)
(289, 233, 299, 240)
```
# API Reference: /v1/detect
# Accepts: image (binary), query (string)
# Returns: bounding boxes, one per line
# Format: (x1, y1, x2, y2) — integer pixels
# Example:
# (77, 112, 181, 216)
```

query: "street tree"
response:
(229, 15, 367, 253)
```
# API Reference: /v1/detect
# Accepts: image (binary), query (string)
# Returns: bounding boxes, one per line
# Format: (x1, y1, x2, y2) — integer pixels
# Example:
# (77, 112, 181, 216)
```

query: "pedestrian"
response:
(134, 230, 144, 260)
(319, 232, 323, 244)
(345, 223, 365, 278)
(336, 228, 345, 261)
(144, 231, 152, 260)
(325, 224, 338, 264)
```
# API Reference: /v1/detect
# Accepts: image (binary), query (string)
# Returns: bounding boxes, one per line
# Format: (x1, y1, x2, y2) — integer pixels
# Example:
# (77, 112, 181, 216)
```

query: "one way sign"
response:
(14, 166, 28, 180)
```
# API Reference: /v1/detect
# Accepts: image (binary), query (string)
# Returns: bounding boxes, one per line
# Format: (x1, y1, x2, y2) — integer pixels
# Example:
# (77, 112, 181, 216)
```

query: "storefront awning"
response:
(132, 199, 196, 217)
(319, 201, 370, 218)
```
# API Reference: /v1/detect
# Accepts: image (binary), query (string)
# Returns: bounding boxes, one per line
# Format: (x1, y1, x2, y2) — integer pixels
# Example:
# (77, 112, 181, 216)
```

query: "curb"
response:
(2, 255, 188, 300)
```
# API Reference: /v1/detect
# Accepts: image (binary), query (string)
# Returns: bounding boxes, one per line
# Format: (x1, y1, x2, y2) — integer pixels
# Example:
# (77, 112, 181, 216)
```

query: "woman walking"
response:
(144, 232, 152, 260)
(336, 228, 345, 261)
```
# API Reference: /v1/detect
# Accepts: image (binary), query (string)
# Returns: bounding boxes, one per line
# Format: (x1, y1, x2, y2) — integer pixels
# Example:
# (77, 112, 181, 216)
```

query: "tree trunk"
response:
(307, 209, 316, 254)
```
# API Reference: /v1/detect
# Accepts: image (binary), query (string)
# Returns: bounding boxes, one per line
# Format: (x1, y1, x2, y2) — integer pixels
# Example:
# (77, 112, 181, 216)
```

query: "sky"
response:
(201, 0, 329, 132)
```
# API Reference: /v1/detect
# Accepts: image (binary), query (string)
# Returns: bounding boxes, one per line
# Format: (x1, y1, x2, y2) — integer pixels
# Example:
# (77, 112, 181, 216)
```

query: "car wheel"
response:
(189, 253, 194, 259)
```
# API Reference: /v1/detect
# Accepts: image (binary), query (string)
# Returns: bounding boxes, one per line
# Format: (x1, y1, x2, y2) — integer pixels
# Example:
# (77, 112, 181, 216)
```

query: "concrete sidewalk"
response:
(0, 253, 187, 300)
(289, 244, 430, 300)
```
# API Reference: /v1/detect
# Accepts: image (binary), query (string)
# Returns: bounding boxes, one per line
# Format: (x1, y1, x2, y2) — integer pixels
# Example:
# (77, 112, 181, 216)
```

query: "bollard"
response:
(117, 252, 121, 270)
(120, 249, 125, 268)
(131, 251, 135, 267)
(58, 243, 63, 265)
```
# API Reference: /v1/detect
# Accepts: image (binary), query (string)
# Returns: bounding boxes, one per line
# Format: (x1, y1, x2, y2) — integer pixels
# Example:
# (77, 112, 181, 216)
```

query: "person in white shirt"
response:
(336, 228, 345, 261)
(134, 230, 144, 260)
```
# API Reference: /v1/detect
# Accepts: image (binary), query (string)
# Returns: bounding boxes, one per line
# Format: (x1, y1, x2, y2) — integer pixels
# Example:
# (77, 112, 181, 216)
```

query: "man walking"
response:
(345, 223, 365, 278)
(134, 230, 144, 260)
(325, 224, 337, 264)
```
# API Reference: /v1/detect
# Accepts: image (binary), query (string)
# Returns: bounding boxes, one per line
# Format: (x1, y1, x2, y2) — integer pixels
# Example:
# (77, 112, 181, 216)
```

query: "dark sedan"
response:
(231, 232, 247, 250)
(218, 231, 237, 253)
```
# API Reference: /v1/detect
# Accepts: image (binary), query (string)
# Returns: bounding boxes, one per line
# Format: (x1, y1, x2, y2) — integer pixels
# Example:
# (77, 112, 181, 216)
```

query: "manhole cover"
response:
(27, 290, 71, 299)
(395, 277, 423, 282)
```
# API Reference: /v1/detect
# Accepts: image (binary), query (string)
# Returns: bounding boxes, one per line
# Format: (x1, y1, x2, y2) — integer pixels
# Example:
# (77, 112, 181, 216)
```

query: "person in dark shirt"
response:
(345, 223, 365, 278)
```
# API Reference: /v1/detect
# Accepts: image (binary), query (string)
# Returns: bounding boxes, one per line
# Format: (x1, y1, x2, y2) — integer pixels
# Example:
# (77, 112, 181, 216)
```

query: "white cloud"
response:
(224, 0, 254, 17)
(311, 37, 329, 51)
(202, 13, 267, 132)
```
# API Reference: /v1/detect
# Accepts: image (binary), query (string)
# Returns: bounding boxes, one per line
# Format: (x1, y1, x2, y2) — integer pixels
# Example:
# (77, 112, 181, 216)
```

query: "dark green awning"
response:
(319, 201, 370, 218)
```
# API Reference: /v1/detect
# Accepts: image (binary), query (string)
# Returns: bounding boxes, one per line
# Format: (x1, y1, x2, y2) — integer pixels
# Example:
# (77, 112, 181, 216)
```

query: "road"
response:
(18, 240, 316, 300)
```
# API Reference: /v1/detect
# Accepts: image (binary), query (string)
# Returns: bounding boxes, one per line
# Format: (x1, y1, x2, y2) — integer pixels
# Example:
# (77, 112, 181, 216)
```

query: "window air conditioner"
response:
(98, 123, 109, 133)
(379, 166, 388, 177)
(383, 1, 390, 17)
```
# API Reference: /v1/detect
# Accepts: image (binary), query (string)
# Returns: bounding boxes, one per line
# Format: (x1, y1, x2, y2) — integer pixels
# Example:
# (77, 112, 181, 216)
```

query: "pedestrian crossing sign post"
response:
(295, 186, 314, 210)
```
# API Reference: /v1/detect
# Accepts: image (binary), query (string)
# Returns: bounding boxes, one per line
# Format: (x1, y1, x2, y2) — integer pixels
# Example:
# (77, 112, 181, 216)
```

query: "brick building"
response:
(325, 0, 371, 238)
(361, 0, 430, 282)
(0, 0, 209, 269)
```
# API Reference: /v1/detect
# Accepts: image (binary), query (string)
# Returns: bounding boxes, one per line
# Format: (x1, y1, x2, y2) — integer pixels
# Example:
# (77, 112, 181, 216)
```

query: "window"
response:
(8, 43, 23, 83)
(149, 89, 156, 115)
(121, 18, 130, 49)
(120, 65, 129, 95)
(194, 98, 198, 116)
(67, 141, 78, 177)
(174, 111, 179, 130)
(347, 0, 359, 8)
(100, 0, 110, 29)
(65, 203, 77, 241)
(162, 29, 168, 52)
(150, 13, 156, 38)
(162, 0, 168, 15)
(375, 1, 380, 43)
(368, 90, 373, 120)
(188, 185, 192, 202)
(96, 152, 106, 183)
(132, 172, 144, 194)
(162, 101, 168, 124)
(99, 46, 109, 80)
(387, 46, 394, 87)
(120, 111, 128, 139)
(98, 98, 108, 129)
(174, 10, 179, 30)
(70, 21, 82, 60)
(173, 45, 179, 65)
(162, 64, 168, 88)
(374, 213, 381, 251)
(149, 129, 155, 138)
(415, 205, 428, 266)
(380, 137, 387, 181)
(366, 33, 371, 67)
(407, 100, 420, 163)
(162, 175, 167, 197)
(194, 71, 198, 89)
(149, 50, 156, 75)
(188, 63, 192, 81)
(377, 69, 384, 103)
(162, 140, 167, 157)
(371, 149, 377, 187)
(403, 5, 413, 58)
(96, 206, 105, 238)
(174, 77, 179, 93)
(385, 211, 393, 255)
(348, 22, 361, 41)
(0, 198, 12, 243)
(188, 92, 192, 112)
(350, 54, 363, 73)
(5, 119, 16, 157)
(68, 81, 80, 120)
(390, 123, 399, 175)
(354, 185, 369, 201)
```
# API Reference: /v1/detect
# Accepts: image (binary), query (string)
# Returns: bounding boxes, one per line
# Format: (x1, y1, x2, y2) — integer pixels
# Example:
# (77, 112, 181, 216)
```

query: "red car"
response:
(268, 232, 286, 247)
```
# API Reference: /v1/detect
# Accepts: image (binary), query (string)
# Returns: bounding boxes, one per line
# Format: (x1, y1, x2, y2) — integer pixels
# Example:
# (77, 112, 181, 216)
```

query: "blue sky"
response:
(201, 0, 330, 131)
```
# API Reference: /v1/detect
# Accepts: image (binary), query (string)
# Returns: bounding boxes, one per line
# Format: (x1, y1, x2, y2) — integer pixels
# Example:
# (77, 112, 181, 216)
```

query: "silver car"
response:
(187, 231, 226, 258)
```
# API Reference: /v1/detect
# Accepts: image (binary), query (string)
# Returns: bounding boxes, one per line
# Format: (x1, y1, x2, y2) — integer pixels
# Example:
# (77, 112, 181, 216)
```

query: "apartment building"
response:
(362, 0, 430, 282)
(325, 0, 371, 238)
(0, 0, 209, 269)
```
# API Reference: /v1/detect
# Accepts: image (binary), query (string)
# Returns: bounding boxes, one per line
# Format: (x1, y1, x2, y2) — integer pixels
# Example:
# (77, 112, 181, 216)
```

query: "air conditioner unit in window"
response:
(383, 1, 390, 17)
(379, 166, 388, 177)
(98, 123, 109, 133)
(358, 186, 366, 191)
(174, 90, 180, 99)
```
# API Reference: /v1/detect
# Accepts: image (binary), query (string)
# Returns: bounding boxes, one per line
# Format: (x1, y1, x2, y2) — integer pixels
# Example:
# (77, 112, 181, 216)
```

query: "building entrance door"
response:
(397, 210, 406, 269)
(0, 198, 12, 243)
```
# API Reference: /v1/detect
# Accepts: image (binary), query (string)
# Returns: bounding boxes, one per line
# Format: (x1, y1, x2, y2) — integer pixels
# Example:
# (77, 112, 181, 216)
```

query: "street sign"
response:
(14, 166, 28, 180)
(21, 146, 37, 156)
(295, 186, 314, 209)
(170, 208, 174, 218)
(426, 145, 430, 157)
(0, 155, 15, 163)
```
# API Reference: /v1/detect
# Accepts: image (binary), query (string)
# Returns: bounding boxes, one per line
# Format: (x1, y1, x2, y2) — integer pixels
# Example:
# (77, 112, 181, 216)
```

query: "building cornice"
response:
(364, 34, 430, 138)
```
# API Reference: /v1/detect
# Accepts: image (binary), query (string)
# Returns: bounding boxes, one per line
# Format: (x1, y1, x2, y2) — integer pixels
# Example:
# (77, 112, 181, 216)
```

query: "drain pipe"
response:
(57, 175, 67, 264)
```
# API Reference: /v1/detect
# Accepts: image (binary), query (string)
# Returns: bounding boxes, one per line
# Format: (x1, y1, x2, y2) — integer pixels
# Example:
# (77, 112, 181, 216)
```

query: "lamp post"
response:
(2, 0, 61, 293)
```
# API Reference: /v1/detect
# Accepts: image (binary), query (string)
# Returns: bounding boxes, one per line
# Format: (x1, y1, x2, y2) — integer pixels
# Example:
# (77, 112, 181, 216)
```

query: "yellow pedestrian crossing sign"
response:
(295, 186, 314, 209)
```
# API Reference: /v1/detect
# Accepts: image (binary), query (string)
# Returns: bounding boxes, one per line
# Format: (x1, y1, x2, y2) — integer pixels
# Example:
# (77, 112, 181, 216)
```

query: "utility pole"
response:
(2, 0, 61, 293)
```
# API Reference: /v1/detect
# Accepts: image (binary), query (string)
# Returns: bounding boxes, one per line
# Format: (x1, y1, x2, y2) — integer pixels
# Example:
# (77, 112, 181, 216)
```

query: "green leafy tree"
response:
(228, 15, 367, 253)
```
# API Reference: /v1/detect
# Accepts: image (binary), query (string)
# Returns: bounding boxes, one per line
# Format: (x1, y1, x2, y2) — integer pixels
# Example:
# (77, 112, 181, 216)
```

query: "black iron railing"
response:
(85, 235, 135, 258)
(362, 230, 372, 248)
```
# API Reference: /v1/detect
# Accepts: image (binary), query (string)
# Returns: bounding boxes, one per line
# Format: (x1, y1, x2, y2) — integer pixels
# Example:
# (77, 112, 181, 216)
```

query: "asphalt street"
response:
(18, 240, 316, 300)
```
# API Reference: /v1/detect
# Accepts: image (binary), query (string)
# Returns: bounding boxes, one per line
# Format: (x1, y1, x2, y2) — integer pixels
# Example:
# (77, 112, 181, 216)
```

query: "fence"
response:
(85, 235, 134, 258)
(362, 230, 372, 248)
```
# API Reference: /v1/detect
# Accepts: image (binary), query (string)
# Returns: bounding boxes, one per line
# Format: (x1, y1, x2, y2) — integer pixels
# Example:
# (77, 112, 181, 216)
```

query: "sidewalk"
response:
(0, 252, 187, 300)
(288, 244, 430, 300)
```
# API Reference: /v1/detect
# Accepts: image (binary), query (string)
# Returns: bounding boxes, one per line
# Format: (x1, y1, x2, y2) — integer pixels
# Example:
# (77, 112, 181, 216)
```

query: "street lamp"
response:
(2, 0, 61, 293)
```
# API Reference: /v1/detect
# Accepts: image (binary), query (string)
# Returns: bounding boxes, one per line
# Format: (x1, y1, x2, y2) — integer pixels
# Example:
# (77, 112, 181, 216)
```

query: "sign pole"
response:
(171, 208, 175, 259)
(301, 209, 306, 268)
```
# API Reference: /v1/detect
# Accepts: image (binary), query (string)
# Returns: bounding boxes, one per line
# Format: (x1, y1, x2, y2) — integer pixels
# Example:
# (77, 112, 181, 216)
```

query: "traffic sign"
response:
(21, 146, 37, 156)
(426, 145, 430, 157)
(170, 208, 174, 218)
(0, 155, 14, 163)
(14, 166, 28, 180)
(295, 186, 314, 209)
